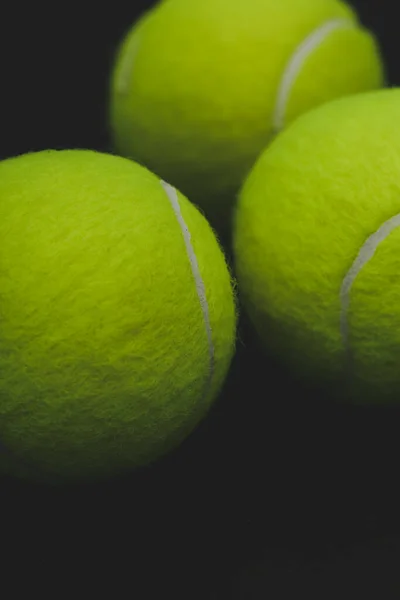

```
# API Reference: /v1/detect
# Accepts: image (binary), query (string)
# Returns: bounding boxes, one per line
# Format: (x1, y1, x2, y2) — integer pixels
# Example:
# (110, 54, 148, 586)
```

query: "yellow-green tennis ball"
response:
(0, 149, 236, 484)
(234, 88, 400, 405)
(110, 0, 384, 229)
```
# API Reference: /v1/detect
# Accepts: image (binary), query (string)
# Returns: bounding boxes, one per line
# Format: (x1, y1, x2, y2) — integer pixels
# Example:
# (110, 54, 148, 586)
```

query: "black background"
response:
(1, 1, 400, 597)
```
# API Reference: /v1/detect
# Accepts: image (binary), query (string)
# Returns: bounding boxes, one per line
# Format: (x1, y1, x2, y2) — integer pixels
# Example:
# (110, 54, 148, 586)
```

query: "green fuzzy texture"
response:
(110, 0, 384, 230)
(234, 88, 400, 405)
(0, 150, 236, 484)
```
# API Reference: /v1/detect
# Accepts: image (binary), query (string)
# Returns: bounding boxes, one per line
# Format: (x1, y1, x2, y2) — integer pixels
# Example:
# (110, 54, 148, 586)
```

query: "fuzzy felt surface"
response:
(0, 150, 236, 483)
(110, 0, 384, 229)
(234, 88, 400, 405)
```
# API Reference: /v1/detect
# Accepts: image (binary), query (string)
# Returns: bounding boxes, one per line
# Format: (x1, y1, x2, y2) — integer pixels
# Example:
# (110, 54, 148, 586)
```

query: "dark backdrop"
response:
(1, 1, 400, 597)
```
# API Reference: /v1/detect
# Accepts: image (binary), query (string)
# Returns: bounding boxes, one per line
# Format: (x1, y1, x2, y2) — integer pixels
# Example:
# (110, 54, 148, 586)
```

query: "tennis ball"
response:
(0, 149, 236, 484)
(234, 88, 400, 405)
(110, 0, 384, 230)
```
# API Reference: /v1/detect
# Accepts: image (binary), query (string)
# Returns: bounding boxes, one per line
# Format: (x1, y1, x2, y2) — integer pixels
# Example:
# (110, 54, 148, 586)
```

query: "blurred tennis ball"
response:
(110, 0, 384, 231)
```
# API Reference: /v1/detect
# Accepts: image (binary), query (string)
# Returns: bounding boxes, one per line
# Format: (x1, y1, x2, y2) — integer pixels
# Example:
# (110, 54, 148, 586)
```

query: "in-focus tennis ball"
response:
(110, 0, 384, 230)
(234, 88, 400, 405)
(0, 150, 236, 484)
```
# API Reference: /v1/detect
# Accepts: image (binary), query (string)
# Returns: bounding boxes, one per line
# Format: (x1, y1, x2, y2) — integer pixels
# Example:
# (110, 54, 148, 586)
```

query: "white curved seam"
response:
(116, 33, 142, 95)
(273, 18, 356, 132)
(340, 214, 400, 353)
(161, 181, 215, 396)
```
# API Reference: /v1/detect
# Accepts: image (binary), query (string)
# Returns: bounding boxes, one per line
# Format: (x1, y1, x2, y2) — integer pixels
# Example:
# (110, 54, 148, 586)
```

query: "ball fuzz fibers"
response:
(234, 88, 400, 405)
(110, 0, 384, 229)
(0, 150, 236, 483)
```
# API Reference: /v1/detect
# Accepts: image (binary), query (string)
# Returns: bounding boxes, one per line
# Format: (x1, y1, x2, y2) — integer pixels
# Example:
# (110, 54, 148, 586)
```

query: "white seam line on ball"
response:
(116, 32, 143, 94)
(160, 180, 215, 395)
(273, 18, 356, 132)
(340, 214, 400, 353)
